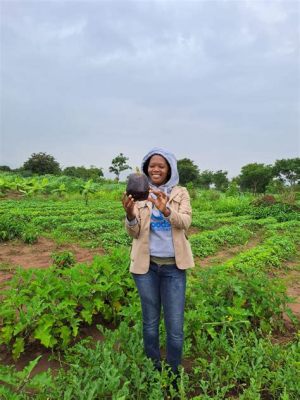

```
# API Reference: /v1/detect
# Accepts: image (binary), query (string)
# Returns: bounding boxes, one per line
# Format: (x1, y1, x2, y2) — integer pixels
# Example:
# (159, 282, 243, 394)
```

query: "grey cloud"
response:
(1, 0, 299, 175)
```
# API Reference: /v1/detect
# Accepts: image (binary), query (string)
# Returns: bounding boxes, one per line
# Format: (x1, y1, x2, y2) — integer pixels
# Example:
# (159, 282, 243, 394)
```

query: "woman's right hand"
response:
(122, 192, 136, 221)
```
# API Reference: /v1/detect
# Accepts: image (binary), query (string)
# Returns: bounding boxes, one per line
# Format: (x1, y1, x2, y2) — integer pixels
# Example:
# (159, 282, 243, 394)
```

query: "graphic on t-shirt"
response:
(150, 208, 171, 231)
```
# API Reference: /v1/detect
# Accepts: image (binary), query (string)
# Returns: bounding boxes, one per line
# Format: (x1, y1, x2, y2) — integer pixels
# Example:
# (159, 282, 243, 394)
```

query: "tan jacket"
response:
(125, 186, 195, 274)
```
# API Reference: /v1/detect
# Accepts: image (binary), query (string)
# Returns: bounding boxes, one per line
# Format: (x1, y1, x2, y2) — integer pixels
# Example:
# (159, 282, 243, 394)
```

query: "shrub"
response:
(251, 194, 277, 206)
(51, 251, 76, 269)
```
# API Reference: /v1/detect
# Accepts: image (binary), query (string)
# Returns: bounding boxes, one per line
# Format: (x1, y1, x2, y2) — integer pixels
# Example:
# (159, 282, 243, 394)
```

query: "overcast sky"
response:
(1, 0, 299, 178)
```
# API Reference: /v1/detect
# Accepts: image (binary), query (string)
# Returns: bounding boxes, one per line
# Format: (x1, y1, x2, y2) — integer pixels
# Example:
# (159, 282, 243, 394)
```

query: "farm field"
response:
(0, 175, 300, 399)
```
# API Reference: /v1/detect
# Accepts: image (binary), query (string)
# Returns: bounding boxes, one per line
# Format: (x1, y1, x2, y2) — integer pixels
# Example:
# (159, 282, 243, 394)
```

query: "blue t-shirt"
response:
(149, 205, 175, 257)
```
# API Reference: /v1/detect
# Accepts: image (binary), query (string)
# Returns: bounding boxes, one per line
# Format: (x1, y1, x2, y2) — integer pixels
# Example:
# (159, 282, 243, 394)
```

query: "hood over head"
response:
(141, 147, 179, 193)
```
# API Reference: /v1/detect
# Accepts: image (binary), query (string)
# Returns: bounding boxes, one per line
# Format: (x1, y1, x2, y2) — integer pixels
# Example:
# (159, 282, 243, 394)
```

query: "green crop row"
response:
(223, 234, 298, 271)
(0, 198, 126, 246)
(1, 322, 299, 399)
(183, 233, 299, 350)
(0, 199, 123, 218)
(188, 330, 300, 399)
(192, 195, 300, 223)
(0, 173, 126, 197)
(185, 264, 291, 342)
(192, 195, 252, 214)
(248, 203, 300, 222)
(0, 216, 38, 244)
(190, 225, 253, 257)
(0, 248, 135, 360)
(191, 212, 249, 230)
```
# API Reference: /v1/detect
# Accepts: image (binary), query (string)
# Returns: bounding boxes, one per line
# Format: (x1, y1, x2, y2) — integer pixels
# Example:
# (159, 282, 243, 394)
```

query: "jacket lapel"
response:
(168, 186, 180, 202)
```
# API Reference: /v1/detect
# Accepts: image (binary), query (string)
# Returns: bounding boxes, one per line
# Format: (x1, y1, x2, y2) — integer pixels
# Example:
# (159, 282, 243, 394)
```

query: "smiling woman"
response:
(122, 147, 194, 391)
(146, 154, 171, 186)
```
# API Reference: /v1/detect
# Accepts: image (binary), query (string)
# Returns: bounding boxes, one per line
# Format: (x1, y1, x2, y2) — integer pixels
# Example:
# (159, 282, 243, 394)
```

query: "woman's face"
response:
(148, 155, 169, 186)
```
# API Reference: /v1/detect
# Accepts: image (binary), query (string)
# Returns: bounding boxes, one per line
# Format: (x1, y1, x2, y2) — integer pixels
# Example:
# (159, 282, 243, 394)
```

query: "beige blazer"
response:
(125, 186, 195, 274)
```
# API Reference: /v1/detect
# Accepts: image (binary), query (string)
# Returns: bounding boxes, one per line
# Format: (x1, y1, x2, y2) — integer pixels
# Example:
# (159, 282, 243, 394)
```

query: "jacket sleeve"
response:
(167, 188, 192, 231)
(124, 205, 141, 239)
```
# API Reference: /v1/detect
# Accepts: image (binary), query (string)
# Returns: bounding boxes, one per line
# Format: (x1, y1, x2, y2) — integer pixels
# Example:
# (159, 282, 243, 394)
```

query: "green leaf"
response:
(0, 365, 18, 386)
(12, 337, 24, 360)
(0, 325, 14, 345)
(80, 309, 93, 325)
(34, 316, 57, 348)
(0, 386, 20, 400)
(59, 325, 71, 348)
(70, 319, 81, 337)
(93, 298, 104, 311)
(16, 356, 42, 384)
(29, 370, 54, 390)
(207, 327, 217, 339)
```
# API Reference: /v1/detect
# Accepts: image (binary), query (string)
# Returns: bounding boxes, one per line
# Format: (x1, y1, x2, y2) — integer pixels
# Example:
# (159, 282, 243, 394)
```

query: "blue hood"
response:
(141, 147, 179, 193)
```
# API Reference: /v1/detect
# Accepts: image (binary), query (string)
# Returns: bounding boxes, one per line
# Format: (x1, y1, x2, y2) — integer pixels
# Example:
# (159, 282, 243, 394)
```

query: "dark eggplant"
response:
(126, 172, 149, 201)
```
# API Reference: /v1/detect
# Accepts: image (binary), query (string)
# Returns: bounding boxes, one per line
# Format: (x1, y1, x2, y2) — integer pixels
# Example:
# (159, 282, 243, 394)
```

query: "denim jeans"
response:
(132, 262, 186, 373)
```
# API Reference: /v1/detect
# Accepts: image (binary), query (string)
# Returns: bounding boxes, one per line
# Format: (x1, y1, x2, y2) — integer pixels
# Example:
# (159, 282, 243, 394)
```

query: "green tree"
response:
(23, 152, 61, 175)
(212, 170, 229, 191)
(109, 153, 131, 182)
(272, 158, 300, 186)
(198, 170, 214, 189)
(0, 166, 11, 172)
(265, 179, 285, 194)
(238, 163, 273, 194)
(63, 166, 103, 180)
(177, 158, 200, 185)
(225, 179, 240, 197)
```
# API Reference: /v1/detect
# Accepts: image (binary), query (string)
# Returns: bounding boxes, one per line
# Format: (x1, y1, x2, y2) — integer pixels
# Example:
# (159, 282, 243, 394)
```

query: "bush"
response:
(186, 182, 197, 200)
(251, 194, 277, 206)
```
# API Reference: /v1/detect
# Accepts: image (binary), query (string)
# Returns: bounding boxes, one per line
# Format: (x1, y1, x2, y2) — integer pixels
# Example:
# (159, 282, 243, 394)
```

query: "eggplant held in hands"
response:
(126, 171, 149, 201)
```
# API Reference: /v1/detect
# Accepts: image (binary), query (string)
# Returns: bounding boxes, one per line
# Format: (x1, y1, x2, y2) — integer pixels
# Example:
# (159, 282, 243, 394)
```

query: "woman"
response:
(122, 147, 194, 376)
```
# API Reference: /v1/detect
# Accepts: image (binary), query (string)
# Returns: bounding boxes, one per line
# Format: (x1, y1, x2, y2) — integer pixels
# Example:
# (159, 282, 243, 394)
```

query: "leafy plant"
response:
(79, 179, 97, 205)
(51, 251, 76, 269)
(0, 356, 53, 399)
(0, 248, 133, 359)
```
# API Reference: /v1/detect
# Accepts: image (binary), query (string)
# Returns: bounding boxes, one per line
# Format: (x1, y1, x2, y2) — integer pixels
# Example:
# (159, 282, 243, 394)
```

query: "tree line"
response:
(1, 152, 299, 194)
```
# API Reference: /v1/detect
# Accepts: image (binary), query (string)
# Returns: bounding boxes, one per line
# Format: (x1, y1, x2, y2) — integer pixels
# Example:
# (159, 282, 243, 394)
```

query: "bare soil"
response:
(279, 260, 300, 322)
(287, 271, 300, 322)
(187, 226, 200, 236)
(0, 190, 24, 200)
(0, 237, 104, 284)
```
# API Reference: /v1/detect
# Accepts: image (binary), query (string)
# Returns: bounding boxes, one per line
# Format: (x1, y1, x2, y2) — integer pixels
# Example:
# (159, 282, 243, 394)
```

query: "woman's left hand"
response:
(148, 189, 171, 217)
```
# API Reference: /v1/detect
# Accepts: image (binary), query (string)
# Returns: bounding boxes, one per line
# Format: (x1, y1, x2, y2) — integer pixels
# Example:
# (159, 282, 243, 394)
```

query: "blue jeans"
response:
(132, 262, 186, 373)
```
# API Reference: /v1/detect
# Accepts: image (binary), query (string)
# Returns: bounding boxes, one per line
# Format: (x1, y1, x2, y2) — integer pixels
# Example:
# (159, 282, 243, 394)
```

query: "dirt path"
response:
(279, 259, 300, 321)
(0, 237, 104, 284)
(195, 234, 263, 268)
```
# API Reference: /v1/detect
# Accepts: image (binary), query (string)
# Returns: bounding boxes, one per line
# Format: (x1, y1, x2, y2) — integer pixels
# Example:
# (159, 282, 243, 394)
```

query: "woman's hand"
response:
(148, 189, 171, 217)
(122, 192, 136, 221)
